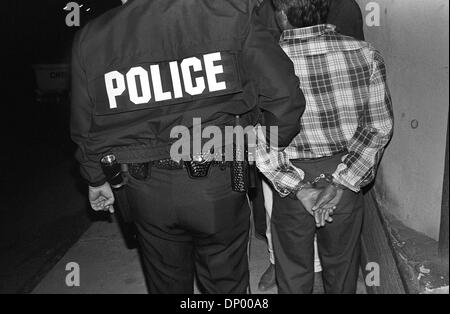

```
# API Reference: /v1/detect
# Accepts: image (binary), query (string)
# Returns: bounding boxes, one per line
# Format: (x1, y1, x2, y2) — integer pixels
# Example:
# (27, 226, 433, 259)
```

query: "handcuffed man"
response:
(256, 0, 394, 294)
(255, 0, 366, 292)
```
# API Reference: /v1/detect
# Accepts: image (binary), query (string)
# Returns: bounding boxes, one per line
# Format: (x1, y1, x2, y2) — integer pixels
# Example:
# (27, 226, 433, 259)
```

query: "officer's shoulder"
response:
(75, 4, 124, 46)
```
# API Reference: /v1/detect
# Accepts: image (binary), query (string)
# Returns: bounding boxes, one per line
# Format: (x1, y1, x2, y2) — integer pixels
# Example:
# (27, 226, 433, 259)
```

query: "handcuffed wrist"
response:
(323, 173, 347, 191)
(289, 180, 312, 200)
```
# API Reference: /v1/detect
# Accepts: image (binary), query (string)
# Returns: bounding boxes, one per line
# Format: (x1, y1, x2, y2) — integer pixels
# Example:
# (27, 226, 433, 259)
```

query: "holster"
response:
(231, 115, 250, 193)
(184, 160, 213, 179)
(106, 164, 132, 225)
(113, 187, 133, 224)
(231, 161, 249, 192)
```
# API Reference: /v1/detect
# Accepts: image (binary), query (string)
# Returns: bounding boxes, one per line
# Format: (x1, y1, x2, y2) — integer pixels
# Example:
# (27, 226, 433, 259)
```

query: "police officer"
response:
(71, 0, 305, 294)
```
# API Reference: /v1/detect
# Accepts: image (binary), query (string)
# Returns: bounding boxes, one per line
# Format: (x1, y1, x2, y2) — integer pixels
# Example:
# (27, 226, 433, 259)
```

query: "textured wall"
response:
(355, 0, 449, 240)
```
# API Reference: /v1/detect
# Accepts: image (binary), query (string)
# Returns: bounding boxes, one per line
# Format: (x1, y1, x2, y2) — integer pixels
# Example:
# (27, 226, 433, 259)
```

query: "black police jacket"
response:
(71, 0, 305, 186)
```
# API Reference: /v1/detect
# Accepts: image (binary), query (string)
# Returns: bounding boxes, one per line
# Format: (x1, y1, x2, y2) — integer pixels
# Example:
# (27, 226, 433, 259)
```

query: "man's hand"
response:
(296, 187, 335, 227)
(89, 182, 115, 213)
(296, 187, 322, 215)
(312, 183, 344, 213)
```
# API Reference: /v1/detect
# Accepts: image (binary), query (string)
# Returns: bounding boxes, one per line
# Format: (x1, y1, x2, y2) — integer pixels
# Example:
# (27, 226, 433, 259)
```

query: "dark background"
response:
(1, 0, 122, 293)
(3, 0, 122, 148)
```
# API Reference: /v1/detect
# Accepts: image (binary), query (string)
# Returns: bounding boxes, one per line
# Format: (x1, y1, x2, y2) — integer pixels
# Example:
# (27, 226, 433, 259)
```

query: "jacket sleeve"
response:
(332, 50, 394, 192)
(255, 0, 282, 40)
(242, 11, 305, 148)
(70, 30, 106, 187)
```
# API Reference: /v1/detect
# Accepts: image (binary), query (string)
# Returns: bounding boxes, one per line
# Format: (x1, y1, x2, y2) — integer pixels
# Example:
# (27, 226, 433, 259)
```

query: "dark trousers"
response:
(272, 154, 364, 294)
(125, 166, 250, 294)
(250, 171, 269, 239)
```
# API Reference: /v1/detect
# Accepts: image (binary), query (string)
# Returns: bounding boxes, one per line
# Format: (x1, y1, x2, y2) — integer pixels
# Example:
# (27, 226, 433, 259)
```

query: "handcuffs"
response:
(293, 173, 348, 198)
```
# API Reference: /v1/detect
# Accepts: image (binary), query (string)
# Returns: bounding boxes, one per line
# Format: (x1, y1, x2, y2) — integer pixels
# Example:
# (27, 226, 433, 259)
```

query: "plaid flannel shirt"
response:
(256, 24, 394, 196)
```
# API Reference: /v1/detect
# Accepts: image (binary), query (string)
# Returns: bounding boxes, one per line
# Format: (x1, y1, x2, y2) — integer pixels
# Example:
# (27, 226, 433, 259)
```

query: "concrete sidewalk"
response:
(33, 218, 366, 294)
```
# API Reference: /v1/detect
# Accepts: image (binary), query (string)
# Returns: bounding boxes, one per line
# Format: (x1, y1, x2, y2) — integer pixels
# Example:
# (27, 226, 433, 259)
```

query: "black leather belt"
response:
(128, 159, 231, 180)
(128, 158, 249, 193)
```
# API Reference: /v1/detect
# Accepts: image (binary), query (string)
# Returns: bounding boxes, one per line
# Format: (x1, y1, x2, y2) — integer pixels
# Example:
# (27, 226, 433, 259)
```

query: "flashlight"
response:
(101, 154, 125, 189)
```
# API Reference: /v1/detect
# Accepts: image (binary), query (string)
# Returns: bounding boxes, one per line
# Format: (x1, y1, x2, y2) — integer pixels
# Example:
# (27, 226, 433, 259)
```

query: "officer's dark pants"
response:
(272, 154, 364, 294)
(125, 166, 250, 294)
(249, 172, 268, 239)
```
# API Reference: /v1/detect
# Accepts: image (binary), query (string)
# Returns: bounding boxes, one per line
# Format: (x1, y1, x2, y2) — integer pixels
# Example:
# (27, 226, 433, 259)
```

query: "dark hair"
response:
(272, 0, 331, 28)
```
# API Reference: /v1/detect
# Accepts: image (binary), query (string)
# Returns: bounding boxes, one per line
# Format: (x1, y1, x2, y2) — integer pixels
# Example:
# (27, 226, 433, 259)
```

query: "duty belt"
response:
(127, 156, 250, 193)
(128, 159, 229, 178)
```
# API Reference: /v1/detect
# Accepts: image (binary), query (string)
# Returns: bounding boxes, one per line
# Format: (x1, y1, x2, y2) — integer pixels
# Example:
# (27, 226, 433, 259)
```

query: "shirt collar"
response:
(280, 24, 336, 42)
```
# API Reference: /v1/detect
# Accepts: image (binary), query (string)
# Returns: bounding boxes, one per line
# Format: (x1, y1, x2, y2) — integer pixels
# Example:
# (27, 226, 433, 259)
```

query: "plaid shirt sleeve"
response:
(332, 50, 394, 192)
(255, 127, 305, 197)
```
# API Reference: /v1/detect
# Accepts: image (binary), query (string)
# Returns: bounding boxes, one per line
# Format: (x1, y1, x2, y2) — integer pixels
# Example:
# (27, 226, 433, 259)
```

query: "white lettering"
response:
(181, 57, 205, 96)
(104, 52, 230, 110)
(169, 61, 184, 99)
(204, 52, 226, 92)
(105, 71, 126, 109)
(126, 67, 152, 105)
(150, 64, 172, 102)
